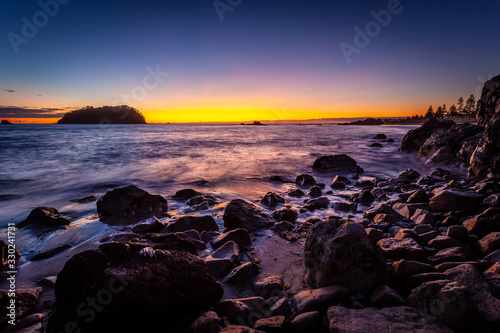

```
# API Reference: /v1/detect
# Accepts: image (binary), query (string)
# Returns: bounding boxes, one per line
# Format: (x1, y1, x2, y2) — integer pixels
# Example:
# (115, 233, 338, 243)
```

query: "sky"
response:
(1, 0, 499, 123)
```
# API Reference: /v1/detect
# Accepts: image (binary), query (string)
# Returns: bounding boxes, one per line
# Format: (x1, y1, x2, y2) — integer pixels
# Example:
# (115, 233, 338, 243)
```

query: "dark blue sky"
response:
(1, 0, 499, 122)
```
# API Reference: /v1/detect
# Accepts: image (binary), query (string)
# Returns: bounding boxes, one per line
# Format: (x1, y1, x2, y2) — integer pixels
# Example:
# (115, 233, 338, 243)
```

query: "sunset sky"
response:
(1, 0, 500, 123)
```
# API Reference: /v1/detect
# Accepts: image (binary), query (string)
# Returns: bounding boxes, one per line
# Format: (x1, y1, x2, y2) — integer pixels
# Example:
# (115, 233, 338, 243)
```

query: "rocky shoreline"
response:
(1, 75, 500, 332)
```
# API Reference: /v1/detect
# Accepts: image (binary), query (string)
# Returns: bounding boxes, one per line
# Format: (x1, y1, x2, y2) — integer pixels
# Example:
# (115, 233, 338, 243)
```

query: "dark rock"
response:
(428, 236, 462, 250)
(122, 232, 198, 254)
(391, 259, 436, 282)
(376, 238, 427, 261)
(48, 245, 223, 332)
(271, 221, 295, 233)
(394, 229, 419, 241)
(206, 241, 240, 278)
(307, 186, 322, 198)
(223, 199, 275, 232)
(270, 298, 293, 318)
(17, 207, 70, 229)
(406, 272, 449, 290)
(290, 285, 350, 315)
(31, 244, 72, 261)
(478, 232, 500, 255)
(186, 195, 217, 206)
(216, 297, 268, 328)
(407, 189, 429, 203)
(131, 218, 165, 234)
(484, 249, 500, 264)
(332, 202, 357, 212)
(174, 230, 206, 251)
(483, 193, 500, 206)
(374, 213, 400, 224)
(365, 228, 384, 243)
(312, 154, 363, 173)
(370, 285, 406, 308)
(446, 225, 469, 243)
(212, 228, 252, 250)
(339, 118, 384, 125)
(400, 118, 455, 152)
(269, 175, 291, 183)
(413, 224, 435, 234)
(253, 276, 284, 299)
(327, 306, 453, 333)
(291, 311, 320, 333)
(295, 174, 316, 186)
(96, 185, 168, 224)
(435, 261, 483, 272)
(350, 189, 374, 204)
(58, 105, 146, 124)
(429, 189, 482, 212)
(221, 326, 266, 333)
(463, 207, 500, 237)
(223, 262, 260, 285)
(272, 207, 298, 223)
(184, 311, 220, 333)
(304, 221, 387, 293)
(304, 197, 330, 210)
(254, 315, 291, 332)
(398, 169, 421, 180)
(429, 247, 474, 265)
(441, 216, 460, 227)
(165, 215, 218, 233)
(425, 146, 456, 165)
(71, 195, 96, 204)
(445, 264, 500, 328)
(411, 209, 436, 226)
(370, 142, 383, 147)
(476, 74, 500, 126)
(365, 204, 404, 220)
(374, 134, 387, 140)
(458, 133, 483, 163)
(407, 279, 480, 332)
(261, 192, 285, 207)
(287, 189, 305, 197)
(172, 189, 201, 200)
(393, 203, 431, 219)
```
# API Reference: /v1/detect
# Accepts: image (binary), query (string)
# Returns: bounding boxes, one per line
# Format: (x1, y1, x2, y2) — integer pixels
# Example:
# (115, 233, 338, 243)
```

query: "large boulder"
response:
(471, 74, 500, 177)
(311, 154, 363, 173)
(327, 306, 453, 333)
(400, 118, 455, 152)
(17, 207, 70, 229)
(419, 123, 484, 158)
(429, 189, 482, 212)
(97, 185, 168, 224)
(304, 221, 387, 293)
(223, 199, 274, 232)
(48, 243, 223, 332)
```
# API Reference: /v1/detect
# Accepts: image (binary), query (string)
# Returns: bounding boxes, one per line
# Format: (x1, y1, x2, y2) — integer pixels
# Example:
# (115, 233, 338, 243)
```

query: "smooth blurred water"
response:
(0, 123, 424, 227)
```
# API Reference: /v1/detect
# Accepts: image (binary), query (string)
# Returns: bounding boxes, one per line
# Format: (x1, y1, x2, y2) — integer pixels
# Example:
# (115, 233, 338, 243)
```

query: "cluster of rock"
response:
(401, 74, 500, 178)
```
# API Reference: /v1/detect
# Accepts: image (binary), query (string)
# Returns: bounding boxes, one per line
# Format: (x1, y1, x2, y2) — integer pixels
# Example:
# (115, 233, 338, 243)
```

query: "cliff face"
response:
(57, 106, 147, 124)
(471, 75, 500, 177)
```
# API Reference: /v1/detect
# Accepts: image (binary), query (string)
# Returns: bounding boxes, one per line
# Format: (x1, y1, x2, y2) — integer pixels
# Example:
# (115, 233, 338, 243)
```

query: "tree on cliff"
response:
(435, 106, 444, 118)
(425, 105, 434, 118)
(448, 104, 458, 117)
(464, 94, 477, 116)
(57, 105, 147, 124)
(457, 96, 464, 114)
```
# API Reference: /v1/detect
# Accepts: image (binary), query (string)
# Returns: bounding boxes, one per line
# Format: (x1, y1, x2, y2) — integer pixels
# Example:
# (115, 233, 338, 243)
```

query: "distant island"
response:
(241, 121, 266, 126)
(338, 118, 384, 125)
(1, 120, 12, 125)
(57, 105, 147, 124)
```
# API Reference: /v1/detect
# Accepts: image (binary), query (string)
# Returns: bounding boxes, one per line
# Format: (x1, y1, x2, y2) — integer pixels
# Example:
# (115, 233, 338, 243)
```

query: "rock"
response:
(476, 74, 500, 126)
(31, 244, 72, 261)
(295, 174, 316, 186)
(206, 241, 240, 278)
(445, 264, 500, 328)
(406, 272, 450, 290)
(307, 186, 322, 198)
(224, 199, 275, 232)
(463, 207, 500, 237)
(484, 262, 500, 280)
(332, 202, 357, 212)
(37, 275, 57, 288)
(398, 169, 421, 180)
(365, 228, 384, 243)
(186, 195, 217, 206)
(212, 229, 251, 250)
(391, 259, 436, 283)
(446, 225, 469, 243)
(477, 232, 500, 255)
(131, 217, 165, 234)
(165, 215, 218, 233)
(407, 189, 429, 203)
(1, 240, 20, 271)
(350, 189, 374, 204)
(483, 193, 500, 206)
(311, 154, 363, 173)
(430, 247, 474, 265)
(410, 209, 436, 226)
(428, 236, 462, 250)
(261, 192, 285, 207)
(407, 280, 480, 332)
(373, 133, 387, 140)
(172, 189, 201, 200)
(253, 276, 284, 299)
(193, 201, 210, 211)
(215, 297, 268, 326)
(254, 316, 291, 332)
(330, 180, 346, 189)
(269, 176, 291, 183)
(327, 306, 453, 333)
(459, 133, 483, 163)
(223, 262, 260, 285)
(370, 285, 406, 308)
(220, 326, 265, 333)
(419, 123, 484, 158)
(304, 197, 330, 210)
(429, 189, 482, 212)
(373, 214, 399, 224)
(376, 238, 427, 261)
(270, 298, 293, 318)
(287, 189, 305, 197)
(393, 203, 431, 219)
(370, 142, 383, 147)
(0, 288, 42, 329)
(128, 233, 198, 255)
(400, 118, 456, 152)
(291, 311, 320, 333)
(48, 245, 223, 332)
(425, 146, 456, 165)
(365, 204, 403, 220)
(290, 285, 350, 315)
(17, 207, 71, 229)
(96, 185, 168, 224)
(304, 221, 387, 293)
(184, 311, 220, 333)
(394, 228, 419, 241)
(484, 249, 500, 264)
(272, 207, 298, 223)
(413, 224, 435, 234)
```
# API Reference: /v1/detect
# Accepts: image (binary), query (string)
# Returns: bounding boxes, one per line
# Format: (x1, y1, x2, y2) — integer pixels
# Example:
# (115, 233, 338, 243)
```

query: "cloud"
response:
(0, 106, 71, 118)
(3, 89, 15, 93)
